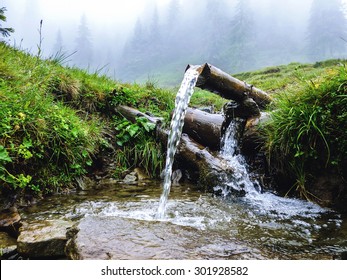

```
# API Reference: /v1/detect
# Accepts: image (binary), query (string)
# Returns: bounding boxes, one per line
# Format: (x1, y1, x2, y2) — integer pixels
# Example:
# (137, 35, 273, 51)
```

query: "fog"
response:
(2, 0, 347, 86)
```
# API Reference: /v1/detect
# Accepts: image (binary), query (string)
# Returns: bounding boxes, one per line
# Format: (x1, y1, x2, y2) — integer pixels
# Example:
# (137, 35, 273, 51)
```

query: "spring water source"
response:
(157, 66, 258, 218)
(16, 67, 347, 260)
(157, 66, 200, 218)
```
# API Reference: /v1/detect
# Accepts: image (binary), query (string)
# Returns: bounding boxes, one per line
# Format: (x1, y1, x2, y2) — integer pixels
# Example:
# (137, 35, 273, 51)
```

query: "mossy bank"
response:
(1, 41, 346, 211)
(0, 42, 173, 202)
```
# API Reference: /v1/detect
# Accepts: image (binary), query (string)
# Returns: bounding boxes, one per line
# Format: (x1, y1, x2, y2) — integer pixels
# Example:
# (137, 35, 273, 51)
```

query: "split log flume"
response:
(118, 63, 271, 218)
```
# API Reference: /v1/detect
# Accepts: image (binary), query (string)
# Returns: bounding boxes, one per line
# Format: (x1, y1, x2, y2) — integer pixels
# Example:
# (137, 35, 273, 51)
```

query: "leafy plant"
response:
(114, 116, 163, 178)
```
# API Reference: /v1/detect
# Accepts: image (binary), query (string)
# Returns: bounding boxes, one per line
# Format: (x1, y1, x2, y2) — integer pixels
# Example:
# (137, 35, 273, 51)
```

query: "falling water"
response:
(215, 119, 258, 197)
(157, 66, 200, 218)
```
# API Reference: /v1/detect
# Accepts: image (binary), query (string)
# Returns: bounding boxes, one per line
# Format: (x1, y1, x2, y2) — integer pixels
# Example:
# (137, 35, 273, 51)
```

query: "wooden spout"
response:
(186, 63, 272, 109)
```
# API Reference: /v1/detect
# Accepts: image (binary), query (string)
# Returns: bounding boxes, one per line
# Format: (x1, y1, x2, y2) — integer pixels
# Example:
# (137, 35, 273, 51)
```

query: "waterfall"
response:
(157, 66, 200, 219)
(215, 119, 259, 197)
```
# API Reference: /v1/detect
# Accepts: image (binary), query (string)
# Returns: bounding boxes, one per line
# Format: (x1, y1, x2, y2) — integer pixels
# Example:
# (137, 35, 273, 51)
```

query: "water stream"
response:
(21, 181, 347, 259)
(157, 66, 200, 218)
(16, 69, 347, 259)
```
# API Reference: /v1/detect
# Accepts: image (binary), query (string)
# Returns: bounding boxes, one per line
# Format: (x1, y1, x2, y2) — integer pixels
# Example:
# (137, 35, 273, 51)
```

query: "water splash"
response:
(218, 119, 332, 228)
(157, 66, 200, 218)
(216, 119, 258, 196)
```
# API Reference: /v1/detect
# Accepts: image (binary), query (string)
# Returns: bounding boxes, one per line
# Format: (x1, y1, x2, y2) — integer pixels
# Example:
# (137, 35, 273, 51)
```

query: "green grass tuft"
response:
(261, 63, 347, 199)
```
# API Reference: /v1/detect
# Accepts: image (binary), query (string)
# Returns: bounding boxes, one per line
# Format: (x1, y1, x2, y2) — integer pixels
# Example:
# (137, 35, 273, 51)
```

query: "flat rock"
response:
(65, 216, 252, 260)
(122, 174, 137, 184)
(0, 231, 17, 258)
(17, 219, 73, 258)
(0, 207, 21, 236)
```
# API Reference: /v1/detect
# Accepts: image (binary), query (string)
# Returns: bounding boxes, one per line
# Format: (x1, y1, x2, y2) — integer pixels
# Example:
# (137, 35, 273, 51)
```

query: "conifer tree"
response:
(52, 29, 63, 54)
(229, 0, 255, 72)
(74, 14, 93, 69)
(120, 18, 148, 79)
(0, 7, 14, 38)
(202, 0, 228, 67)
(307, 0, 347, 61)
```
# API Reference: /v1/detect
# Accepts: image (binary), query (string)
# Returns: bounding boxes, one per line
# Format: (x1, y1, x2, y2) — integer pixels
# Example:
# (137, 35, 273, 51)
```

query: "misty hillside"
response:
(2, 0, 347, 86)
(1, 36, 346, 195)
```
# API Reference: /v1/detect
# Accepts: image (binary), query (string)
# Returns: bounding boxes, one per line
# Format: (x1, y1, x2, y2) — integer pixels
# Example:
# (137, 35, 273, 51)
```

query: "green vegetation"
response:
(0, 7, 14, 38)
(258, 60, 347, 199)
(0, 42, 171, 197)
(113, 117, 163, 178)
(1, 31, 346, 204)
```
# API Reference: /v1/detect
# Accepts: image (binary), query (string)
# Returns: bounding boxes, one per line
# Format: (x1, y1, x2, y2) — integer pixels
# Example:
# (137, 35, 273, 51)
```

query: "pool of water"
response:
(21, 179, 347, 259)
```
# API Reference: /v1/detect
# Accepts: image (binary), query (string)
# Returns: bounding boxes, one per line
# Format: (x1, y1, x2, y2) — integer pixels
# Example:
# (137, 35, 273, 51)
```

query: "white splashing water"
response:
(218, 118, 329, 220)
(216, 119, 258, 196)
(157, 66, 200, 218)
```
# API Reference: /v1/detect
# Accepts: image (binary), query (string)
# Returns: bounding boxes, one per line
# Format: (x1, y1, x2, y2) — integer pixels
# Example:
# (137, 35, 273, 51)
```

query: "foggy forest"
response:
(2, 0, 347, 85)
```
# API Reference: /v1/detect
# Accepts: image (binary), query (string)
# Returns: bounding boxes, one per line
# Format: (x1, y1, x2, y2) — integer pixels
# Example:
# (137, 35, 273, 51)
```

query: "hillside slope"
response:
(1, 42, 346, 208)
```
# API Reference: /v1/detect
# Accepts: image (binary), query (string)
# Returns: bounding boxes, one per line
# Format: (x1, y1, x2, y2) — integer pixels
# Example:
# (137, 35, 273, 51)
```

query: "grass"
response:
(259, 61, 347, 199)
(1, 39, 346, 202)
(0, 42, 107, 194)
(0, 42, 172, 197)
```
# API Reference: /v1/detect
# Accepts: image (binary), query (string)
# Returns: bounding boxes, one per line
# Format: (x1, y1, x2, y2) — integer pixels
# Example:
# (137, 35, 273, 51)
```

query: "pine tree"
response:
(74, 14, 93, 69)
(307, 0, 347, 61)
(164, 0, 182, 60)
(147, 4, 164, 67)
(201, 0, 229, 67)
(52, 29, 63, 54)
(149, 5, 160, 43)
(229, 0, 256, 72)
(0, 7, 14, 38)
(120, 18, 148, 79)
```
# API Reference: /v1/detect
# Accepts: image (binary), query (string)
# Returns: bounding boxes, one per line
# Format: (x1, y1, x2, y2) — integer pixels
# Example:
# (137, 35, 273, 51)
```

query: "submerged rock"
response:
(17, 219, 73, 258)
(123, 173, 137, 184)
(0, 231, 17, 259)
(65, 216, 252, 260)
(0, 206, 21, 237)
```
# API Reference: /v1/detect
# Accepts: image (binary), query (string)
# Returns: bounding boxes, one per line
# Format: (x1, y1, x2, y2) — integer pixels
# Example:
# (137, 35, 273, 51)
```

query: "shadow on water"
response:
(21, 180, 347, 259)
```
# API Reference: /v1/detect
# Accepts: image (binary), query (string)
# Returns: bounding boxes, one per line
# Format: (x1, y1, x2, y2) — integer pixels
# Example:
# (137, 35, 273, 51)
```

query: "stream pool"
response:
(21, 179, 347, 259)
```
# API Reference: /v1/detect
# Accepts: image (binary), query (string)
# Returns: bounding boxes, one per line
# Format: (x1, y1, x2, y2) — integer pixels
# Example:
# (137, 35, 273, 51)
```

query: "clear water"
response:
(18, 70, 347, 259)
(157, 66, 200, 218)
(21, 181, 347, 259)
(216, 119, 258, 196)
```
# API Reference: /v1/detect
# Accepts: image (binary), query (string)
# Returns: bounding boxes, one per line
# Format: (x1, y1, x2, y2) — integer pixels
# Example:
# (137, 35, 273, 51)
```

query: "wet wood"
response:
(116, 105, 233, 190)
(116, 105, 163, 124)
(156, 127, 233, 191)
(186, 63, 272, 108)
(183, 108, 224, 150)
(241, 112, 270, 154)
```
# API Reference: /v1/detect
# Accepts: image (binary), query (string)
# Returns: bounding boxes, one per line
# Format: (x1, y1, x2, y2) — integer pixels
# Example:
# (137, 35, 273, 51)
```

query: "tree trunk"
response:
(186, 63, 272, 109)
(183, 108, 224, 150)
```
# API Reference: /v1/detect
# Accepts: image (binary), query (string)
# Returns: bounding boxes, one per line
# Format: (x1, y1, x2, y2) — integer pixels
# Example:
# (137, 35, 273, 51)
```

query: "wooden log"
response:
(241, 112, 270, 154)
(182, 108, 224, 150)
(115, 105, 239, 192)
(156, 127, 235, 192)
(116, 105, 163, 124)
(186, 63, 272, 108)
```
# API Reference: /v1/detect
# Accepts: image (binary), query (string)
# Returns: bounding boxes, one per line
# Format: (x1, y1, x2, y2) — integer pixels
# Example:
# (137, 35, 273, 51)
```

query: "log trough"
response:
(116, 63, 271, 192)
